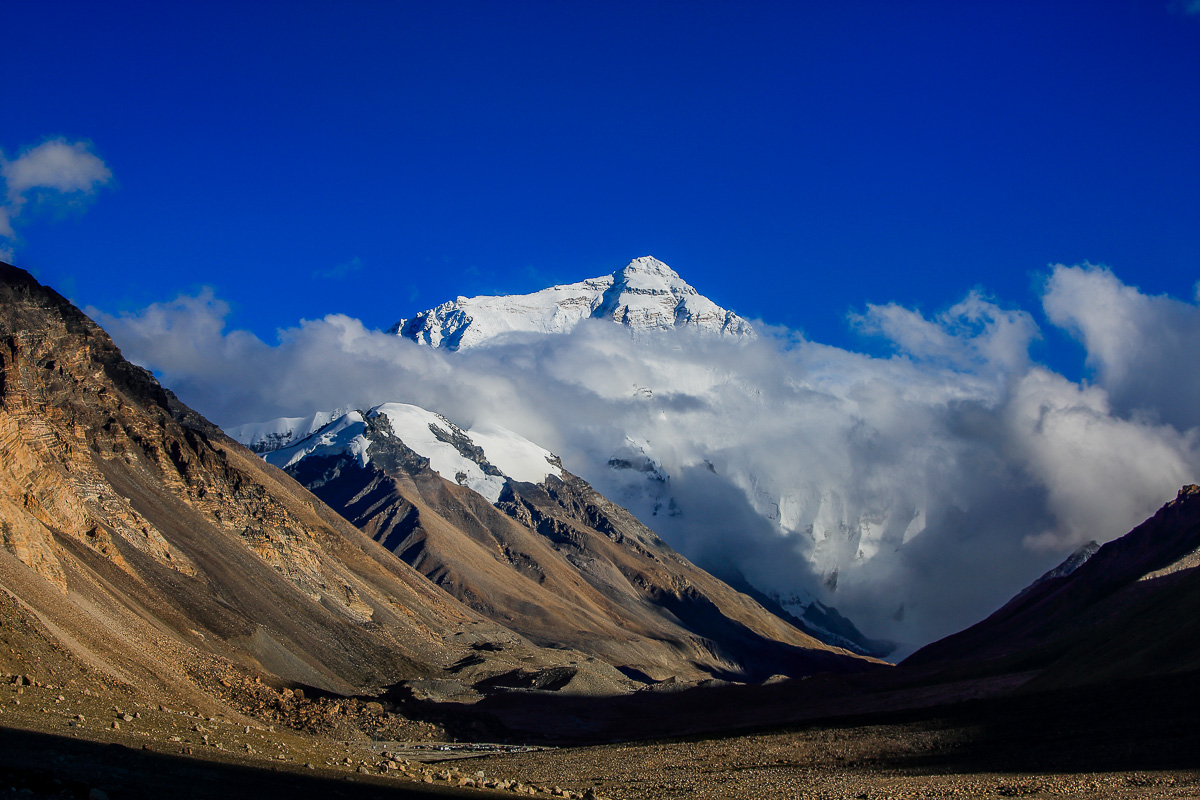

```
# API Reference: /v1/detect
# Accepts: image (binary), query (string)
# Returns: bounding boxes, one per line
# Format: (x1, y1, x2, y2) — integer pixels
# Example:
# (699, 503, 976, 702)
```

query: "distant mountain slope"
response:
(904, 485, 1200, 687)
(388, 256, 754, 349)
(0, 262, 631, 708)
(233, 405, 878, 682)
(719, 572, 895, 658)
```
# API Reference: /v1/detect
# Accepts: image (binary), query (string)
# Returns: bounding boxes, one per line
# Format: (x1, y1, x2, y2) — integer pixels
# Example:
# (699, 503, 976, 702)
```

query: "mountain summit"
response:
(389, 256, 755, 349)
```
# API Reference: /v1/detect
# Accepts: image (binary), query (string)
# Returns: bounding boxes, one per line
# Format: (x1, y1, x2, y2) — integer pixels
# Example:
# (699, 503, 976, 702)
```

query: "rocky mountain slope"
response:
(0, 262, 648, 715)
(904, 484, 1200, 688)
(231, 405, 875, 683)
(389, 256, 754, 349)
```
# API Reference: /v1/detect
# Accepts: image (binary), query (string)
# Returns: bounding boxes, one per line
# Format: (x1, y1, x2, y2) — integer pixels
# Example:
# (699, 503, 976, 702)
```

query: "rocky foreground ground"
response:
(2, 582, 1198, 800)
(3, 662, 1200, 800)
(466, 720, 1200, 799)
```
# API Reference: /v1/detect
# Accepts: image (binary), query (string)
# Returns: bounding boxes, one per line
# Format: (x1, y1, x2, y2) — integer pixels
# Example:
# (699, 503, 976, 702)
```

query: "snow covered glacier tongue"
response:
(389, 256, 755, 349)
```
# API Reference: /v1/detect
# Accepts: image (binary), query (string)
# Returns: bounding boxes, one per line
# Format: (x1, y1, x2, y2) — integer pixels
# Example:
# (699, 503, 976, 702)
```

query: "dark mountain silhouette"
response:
(905, 484, 1200, 689)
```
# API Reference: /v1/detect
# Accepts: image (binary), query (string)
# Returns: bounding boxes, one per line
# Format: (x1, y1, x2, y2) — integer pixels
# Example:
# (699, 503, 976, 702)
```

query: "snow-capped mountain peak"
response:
(613, 255, 685, 288)
(231, 403, 561, 504)
(388, 256, 753, 350)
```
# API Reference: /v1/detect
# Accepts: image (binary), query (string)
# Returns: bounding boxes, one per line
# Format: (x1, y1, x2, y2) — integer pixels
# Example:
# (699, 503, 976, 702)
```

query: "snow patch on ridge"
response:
(371, 403, 507, 502)
(467, 423, 561, 486)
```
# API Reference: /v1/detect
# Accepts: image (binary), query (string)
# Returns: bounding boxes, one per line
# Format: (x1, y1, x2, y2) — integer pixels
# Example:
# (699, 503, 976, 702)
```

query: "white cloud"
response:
(0, 206, 15, 240)
(852, 289, 1039, 374)
(3, 139, 112, 199)
(92, 265, 1200, 651)
(1043, 263, 1200, 430)
(0, 137, 112, 259)
(1004, 367, 1196, 550)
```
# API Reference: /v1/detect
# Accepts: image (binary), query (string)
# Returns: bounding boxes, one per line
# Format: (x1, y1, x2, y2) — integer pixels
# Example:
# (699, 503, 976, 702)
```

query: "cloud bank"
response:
(0, 138, 112, 260)
(90, 264, 1200, 651)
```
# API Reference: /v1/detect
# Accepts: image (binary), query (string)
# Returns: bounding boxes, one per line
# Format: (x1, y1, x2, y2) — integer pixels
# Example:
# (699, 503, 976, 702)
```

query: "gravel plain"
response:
(5, 670, 1200, 800)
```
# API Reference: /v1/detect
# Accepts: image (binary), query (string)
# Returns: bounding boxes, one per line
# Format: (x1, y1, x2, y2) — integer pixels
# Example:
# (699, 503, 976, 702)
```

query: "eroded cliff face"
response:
(0, 264, 365, 608)
(0, 268, 184, 590)
(499, 470, 875, 680)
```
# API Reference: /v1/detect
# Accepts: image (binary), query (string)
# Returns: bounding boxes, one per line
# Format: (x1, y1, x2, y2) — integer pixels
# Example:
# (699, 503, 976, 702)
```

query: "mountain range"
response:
(2, 259, 1200, 793)
(0, 261, 597, 704)
(228, 403, 872, 678)
(0, 261, 870, 718)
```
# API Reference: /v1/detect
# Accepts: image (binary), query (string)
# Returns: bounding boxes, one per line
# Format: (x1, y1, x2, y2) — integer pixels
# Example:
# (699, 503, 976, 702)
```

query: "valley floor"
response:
(467, 720, 1200, 800)
(3, 670, 1200, 800)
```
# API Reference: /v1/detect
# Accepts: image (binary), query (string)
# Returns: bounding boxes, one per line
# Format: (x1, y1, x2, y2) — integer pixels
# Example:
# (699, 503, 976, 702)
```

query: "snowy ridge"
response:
(261, 411, 372, 469)
(225, 409, 349, 454)
(467, 423, 564, 485)
(1040, 540, 1101, 582)
(1013, 540, 1102, 602)
(371, 403, 507, 502)
(389, 256, 754, 350)
(232, 403, 562, 505)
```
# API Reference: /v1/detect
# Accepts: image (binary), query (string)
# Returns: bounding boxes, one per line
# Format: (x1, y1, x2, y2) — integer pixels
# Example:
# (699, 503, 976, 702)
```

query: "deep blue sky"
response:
(6, 0, 1199, 372)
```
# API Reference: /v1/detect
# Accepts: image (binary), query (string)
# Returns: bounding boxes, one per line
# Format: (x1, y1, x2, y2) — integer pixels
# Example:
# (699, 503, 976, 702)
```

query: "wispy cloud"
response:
(3, 139, 112, 198)
(313, 256, 364, 280)
(90, 265, 1200, 651)
(851, 289, 1039, 374)
(0, 138, 112, 260)
(1170, 0, 1200, 17)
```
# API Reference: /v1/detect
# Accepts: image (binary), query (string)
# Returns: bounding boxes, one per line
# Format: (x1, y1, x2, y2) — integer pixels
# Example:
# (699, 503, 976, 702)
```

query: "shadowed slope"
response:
(905, 485, 1200, 687)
